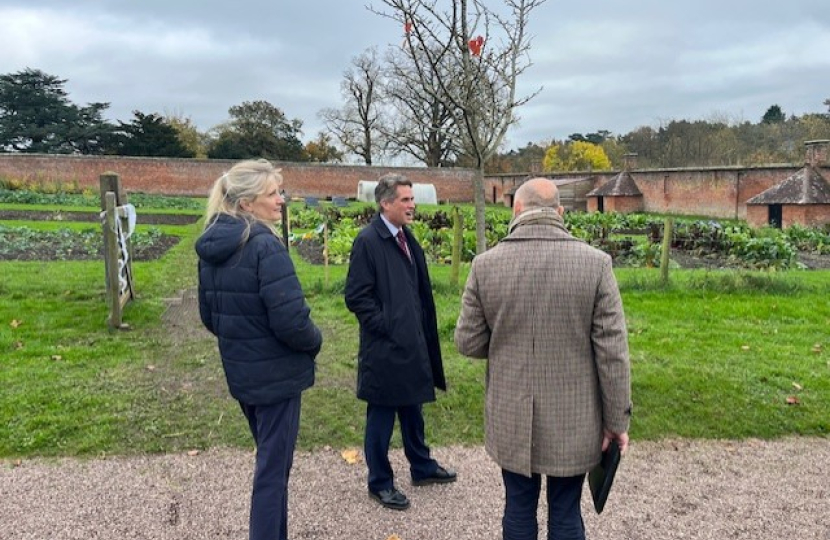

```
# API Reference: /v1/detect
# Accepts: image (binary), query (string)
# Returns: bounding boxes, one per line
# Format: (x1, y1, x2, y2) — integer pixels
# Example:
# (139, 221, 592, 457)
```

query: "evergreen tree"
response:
(0, 68, 115, 154)
(761, 104, 786, 125)
(114, 111, 194, 157)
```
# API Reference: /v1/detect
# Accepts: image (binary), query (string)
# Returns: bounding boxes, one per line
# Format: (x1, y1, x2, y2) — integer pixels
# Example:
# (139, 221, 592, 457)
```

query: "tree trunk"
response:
(473, 166, 487, 254)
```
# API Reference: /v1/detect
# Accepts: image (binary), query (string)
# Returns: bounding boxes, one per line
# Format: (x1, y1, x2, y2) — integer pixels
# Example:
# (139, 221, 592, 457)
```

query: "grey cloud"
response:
(1, 0, 828, 149)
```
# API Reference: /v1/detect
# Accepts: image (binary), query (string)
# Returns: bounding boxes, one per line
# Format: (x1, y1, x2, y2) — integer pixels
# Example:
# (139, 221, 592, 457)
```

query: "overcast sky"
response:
(2, 0, 829, 158)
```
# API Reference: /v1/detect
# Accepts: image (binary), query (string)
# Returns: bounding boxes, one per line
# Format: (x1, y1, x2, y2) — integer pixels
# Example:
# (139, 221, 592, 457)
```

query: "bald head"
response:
(513, 177, 563, 217)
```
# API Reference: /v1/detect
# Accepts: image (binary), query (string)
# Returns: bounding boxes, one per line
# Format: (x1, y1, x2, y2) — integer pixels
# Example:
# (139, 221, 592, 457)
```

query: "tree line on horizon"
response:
(1, 67, 829, 173)
(0, 68, 343, 163)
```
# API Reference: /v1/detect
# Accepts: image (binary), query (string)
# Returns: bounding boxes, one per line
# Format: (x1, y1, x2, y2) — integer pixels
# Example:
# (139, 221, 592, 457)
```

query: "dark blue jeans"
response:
(364, 403, 438, 492)
(501, 469, 586, 540)
(240, 397, 301, 540)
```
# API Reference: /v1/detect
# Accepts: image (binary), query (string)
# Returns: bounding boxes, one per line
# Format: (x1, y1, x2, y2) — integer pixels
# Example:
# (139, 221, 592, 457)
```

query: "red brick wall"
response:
(586, 197, 598, 213)
(586, 167, 813, 220)
(604, 196, 644, 214)
(745, 206, 768, 228)
(732, 204, 830, 228)
(486, 168, 799, 219)
(0, 154, 476, 202)
(2, 154, 828, 227)
(784, 205, 830, 228)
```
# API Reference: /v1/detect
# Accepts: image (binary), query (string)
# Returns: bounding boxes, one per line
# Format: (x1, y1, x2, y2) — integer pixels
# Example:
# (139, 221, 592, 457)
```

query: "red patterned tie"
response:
(396, 230, 412, 263)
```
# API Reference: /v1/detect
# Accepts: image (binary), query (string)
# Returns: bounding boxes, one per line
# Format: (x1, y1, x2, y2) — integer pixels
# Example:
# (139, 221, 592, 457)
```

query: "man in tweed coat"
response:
(455, 178, 631, 540)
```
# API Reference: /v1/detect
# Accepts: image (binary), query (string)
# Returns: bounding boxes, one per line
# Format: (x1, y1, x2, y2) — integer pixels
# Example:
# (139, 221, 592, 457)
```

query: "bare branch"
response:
(370, 0, 548, 253)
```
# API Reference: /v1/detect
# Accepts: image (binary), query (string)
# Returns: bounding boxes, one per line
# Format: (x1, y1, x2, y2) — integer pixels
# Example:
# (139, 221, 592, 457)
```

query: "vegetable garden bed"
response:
(0, 224, 180, 261)
(0, 209, 199, 225)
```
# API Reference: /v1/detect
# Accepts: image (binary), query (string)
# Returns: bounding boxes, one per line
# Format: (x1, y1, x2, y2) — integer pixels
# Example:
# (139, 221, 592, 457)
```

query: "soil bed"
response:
(0, 235, 180, 262)
(0, 209, 199, 225)
(3, 218, 828, 268)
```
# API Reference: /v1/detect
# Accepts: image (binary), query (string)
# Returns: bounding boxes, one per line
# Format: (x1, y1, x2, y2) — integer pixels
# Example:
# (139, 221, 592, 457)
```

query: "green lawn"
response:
(1, 220, 828, 459)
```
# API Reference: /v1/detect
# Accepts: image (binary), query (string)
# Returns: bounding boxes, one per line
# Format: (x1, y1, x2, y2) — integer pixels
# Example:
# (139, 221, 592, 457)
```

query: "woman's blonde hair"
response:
(203, 159, 283, 241)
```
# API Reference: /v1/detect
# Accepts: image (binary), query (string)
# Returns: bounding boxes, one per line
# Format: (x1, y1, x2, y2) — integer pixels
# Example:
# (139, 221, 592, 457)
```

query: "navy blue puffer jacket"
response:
(196, 214, 322, 405)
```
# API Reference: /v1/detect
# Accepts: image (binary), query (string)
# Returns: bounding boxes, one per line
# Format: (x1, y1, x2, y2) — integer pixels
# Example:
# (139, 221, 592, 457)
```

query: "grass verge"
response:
(1, 227, 828, 459)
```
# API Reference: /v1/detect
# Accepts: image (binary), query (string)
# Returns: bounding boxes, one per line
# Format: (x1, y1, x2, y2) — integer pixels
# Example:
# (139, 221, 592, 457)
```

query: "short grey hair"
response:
(374, 173, 412, 208)
(514, 177, 560, 210)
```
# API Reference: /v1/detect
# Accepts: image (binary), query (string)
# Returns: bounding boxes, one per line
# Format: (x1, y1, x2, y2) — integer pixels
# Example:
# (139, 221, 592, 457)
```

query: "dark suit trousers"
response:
(501, 469, 586, 540)
(365, 403, 438, 492)
(240, 397, 301, 540)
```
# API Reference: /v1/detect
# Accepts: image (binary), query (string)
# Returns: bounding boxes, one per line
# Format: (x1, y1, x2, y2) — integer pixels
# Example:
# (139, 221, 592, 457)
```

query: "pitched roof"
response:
(505, 176, 593, 195)
(746, 165, 830, 205)
(587, 171, 642, 197)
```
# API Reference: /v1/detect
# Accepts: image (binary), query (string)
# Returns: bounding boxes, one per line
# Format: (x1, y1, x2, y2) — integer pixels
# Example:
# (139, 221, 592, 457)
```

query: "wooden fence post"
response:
(450, 206, 463, 287)
(660, 218, 674, 285)
(103, 192, 123, 328)
(281, 201, 290, 253)
(100, 172, 134, 329)
(100, 172, 128, 291)
(323, 221, 330, 288)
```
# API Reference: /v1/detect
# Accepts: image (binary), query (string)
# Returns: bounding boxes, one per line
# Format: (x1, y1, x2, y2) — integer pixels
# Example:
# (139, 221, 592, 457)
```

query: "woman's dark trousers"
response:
(240, 396, 301, 540)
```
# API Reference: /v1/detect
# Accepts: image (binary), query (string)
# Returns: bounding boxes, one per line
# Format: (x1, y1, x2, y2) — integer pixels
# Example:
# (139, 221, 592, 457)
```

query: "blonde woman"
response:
(196, 159, 322, 540)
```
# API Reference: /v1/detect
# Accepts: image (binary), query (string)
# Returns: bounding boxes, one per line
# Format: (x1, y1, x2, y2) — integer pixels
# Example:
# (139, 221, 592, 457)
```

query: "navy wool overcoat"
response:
(345, 216, 446, 407)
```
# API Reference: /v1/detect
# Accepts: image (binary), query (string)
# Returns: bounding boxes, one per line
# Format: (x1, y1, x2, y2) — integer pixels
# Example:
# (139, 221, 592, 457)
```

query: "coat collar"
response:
(371, 213, 407, 240)
(507, 208, 569, 237)
(502, 208, 579, 245)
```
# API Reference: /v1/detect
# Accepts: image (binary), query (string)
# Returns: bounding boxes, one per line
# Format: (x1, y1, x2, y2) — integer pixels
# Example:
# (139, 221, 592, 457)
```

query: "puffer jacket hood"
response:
(196, 213, 322, 405)
(196, 214, 269, 265)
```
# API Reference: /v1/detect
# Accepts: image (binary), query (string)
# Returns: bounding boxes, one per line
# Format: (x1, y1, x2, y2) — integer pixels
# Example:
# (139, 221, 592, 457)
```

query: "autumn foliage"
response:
(543, 140, 612, 172)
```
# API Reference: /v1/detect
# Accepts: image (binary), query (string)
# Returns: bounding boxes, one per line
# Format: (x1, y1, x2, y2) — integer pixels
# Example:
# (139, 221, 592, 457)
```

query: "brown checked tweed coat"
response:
(454, 208, 631, 477)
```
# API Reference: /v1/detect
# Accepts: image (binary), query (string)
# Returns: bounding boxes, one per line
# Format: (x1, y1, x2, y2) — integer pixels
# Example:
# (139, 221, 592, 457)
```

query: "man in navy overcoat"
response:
(345, 173, 456, 510)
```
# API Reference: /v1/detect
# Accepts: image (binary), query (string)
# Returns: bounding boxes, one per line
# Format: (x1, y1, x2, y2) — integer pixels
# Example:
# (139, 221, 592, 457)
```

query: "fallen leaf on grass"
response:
(10, 319, 22, 328)
(14, 341, 23, 350)
(51, 355, 62, 361)
(791, 382, 803, 391)
(341, 448, 361, 465)
(811, 343, 822, 353)
(785, 396, 800, 405)
(740, 345, 750, 351)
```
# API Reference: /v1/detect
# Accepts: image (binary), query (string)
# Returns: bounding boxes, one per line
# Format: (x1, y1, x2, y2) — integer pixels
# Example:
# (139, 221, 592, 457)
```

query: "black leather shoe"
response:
(412, 465, 458, 486)
(368, 486, 410, 510)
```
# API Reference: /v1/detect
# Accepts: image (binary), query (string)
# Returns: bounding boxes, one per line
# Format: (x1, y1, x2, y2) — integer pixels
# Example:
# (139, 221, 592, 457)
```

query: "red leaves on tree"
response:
(468, 35, 484, 56)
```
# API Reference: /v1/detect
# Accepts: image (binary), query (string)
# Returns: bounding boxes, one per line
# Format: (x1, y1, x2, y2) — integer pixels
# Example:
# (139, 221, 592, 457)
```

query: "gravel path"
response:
(2, 437, 828, 539)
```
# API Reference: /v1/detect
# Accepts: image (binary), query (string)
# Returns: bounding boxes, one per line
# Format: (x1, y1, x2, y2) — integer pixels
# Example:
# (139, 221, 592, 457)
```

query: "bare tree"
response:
(383, 45, 461, 167)
(371, 0, 547, 253)
(319, 47, 388, 165)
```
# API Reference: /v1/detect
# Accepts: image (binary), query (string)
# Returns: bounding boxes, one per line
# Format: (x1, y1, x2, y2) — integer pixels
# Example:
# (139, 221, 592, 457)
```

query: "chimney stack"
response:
(623, 152, 638, 171)
(805, 140, 829, 167)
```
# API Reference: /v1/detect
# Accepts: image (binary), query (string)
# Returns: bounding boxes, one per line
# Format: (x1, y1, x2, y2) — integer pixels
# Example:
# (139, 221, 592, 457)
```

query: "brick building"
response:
(586, 153, 644, 213)
(1, 141, 829, 227)
(487, 141, 830, 227)
(0, 155, 476, 203)
(745, 141, 830, 228)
